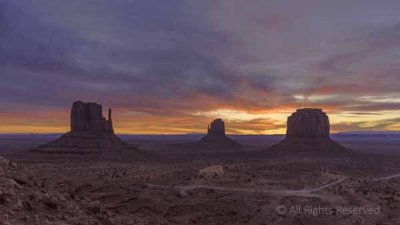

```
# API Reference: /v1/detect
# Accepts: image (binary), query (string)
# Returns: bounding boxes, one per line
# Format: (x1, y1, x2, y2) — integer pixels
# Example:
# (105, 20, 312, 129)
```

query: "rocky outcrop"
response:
(270, 108, 348, 153)
(0, 155, 126, 225)
(198, 165, 224, 177)
(32, 101, 139, 156)
(200, 119, 242, 148)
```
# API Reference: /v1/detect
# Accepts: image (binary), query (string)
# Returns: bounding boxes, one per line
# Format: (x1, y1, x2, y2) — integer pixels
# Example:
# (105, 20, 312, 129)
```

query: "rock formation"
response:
(70, 101, 114, 133)
(207, 118, 225, 135)
(287, 108, 330, 138)
(269, 108, 348, 153)
(199, 119, 242, 148)
(32, 101, 137, 155)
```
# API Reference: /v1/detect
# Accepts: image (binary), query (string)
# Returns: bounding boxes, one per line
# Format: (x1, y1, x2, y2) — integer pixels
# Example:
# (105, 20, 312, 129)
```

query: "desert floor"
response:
(0, 134, 399, 225)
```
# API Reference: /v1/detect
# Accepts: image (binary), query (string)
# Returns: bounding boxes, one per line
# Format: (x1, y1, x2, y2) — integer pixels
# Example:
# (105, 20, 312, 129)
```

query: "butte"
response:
(269, 108, 349, 153)
(198, 118, 242, 148)
(32, 101, 138, 155)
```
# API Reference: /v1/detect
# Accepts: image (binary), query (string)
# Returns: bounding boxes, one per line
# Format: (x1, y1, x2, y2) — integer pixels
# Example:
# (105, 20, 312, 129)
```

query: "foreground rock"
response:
(31, 101, 142, 159)
(270, 108, 348, 153)
(199, 119, 242, 148)
(0, 155, 124, 225)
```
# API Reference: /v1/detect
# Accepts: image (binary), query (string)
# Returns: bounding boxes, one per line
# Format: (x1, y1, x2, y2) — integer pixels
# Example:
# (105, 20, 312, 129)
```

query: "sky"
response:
(1, 0, 400, 134)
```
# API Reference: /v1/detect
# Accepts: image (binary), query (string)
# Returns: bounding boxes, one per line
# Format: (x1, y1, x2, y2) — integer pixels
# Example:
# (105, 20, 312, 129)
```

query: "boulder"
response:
(199, 165, 224, 177)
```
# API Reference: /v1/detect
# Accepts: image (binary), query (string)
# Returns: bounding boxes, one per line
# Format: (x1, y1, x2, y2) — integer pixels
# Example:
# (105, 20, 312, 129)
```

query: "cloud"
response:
(1, 0, 400, 133)
(333, 117, 400, 132)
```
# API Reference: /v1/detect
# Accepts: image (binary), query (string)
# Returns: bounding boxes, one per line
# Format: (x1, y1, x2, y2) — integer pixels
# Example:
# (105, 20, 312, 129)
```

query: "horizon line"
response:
(1, 131, 399, 136)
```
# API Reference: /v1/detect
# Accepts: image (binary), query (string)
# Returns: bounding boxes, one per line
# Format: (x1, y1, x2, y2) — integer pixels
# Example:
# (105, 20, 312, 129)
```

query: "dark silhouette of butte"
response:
(269, 108, 348, 153)
(32, 101, 135, 154)
(199, 118, 242, 148)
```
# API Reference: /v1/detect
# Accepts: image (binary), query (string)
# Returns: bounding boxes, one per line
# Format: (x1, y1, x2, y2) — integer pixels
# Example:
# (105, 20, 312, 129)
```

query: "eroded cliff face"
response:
(70, 101, 113, 134)
(286, 108, 330, 138)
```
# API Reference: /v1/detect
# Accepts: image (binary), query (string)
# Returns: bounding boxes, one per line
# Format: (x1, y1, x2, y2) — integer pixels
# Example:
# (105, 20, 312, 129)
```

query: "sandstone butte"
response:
(269, 108, 349, 153)
(32, 101, 135, 154)
(200, 118, 242, 148)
